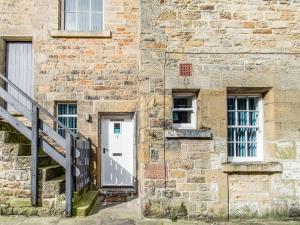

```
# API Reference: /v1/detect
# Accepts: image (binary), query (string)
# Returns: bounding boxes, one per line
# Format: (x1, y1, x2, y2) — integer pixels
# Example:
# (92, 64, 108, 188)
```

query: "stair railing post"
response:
(66, 132, 73, 217)
(31, 105, 39, 207)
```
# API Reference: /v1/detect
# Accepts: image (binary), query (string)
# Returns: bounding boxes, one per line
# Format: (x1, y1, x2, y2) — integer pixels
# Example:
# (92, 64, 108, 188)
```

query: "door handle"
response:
(103, 148, 109, 154)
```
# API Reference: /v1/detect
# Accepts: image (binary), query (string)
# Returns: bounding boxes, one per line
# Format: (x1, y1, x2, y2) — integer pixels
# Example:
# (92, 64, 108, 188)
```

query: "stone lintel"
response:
(165, 129, 212, 139)
(50, 30, 112, 38)
(222, 162, 282, 174)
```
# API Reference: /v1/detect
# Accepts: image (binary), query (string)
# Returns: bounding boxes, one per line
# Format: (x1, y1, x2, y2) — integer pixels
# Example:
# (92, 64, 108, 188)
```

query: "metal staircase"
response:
(0, 73, 91, 217)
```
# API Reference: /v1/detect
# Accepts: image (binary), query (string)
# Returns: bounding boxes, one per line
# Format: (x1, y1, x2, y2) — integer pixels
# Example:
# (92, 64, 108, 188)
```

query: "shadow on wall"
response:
(89, 152, 138, 215)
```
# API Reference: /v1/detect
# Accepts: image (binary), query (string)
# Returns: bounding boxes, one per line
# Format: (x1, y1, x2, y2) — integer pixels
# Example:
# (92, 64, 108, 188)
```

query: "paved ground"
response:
(0, 199, 300, 225)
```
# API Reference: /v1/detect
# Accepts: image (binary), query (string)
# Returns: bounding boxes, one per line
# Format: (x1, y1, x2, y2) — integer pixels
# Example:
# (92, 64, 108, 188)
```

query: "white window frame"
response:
(227, 94, 264, 163)
(57, 103, 78, 137)
(61, 0, 104, 32)
(172, 93, 197, 129)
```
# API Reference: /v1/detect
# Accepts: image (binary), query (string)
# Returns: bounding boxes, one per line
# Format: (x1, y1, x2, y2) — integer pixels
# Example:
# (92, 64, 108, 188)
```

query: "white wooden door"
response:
(6, 42, 33, 112)
(101, 115, 134, 187)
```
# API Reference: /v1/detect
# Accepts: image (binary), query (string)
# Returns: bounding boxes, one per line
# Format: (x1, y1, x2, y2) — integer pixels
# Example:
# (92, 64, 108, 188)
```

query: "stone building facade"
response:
(139, 0, 300, 220)
(0, 0, 300, 220)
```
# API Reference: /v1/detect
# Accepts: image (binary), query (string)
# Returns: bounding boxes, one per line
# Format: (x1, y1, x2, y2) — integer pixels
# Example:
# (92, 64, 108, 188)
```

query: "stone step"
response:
(42, 175, 65, 198)
(0, 131, 30, 144)
(0, 143, 48, 157)
(73, 190, 98, 217)
(39, 165, 64, 182)
(13, 155, 57, 170)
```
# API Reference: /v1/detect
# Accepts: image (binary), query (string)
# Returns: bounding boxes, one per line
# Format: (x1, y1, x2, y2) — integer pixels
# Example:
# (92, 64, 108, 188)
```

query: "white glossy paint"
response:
(101, 115, 134, 187)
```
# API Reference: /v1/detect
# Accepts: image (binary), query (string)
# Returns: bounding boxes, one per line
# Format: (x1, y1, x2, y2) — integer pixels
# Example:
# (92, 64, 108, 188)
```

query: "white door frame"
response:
(98, 112, 137, 189)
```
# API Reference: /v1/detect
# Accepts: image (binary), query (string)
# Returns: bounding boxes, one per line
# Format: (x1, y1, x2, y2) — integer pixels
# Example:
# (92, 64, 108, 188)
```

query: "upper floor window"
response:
(227, 95, 264, 162)
(63, 0, 103, 32)
(172, 93, 197, 129)
(57, 103, 77, 137)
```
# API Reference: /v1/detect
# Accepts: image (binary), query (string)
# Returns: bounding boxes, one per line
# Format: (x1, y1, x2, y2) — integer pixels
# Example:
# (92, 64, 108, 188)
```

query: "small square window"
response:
(172, 93, 197, 129)
(57, 103, 77, 137)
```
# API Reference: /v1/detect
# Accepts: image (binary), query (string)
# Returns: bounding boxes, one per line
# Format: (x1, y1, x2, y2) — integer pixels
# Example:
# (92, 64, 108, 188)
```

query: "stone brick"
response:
(144, 164, 165, 179)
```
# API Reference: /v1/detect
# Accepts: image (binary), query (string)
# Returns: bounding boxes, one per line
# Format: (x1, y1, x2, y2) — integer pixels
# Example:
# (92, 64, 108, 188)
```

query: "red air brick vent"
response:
(179, 63, 192, 76)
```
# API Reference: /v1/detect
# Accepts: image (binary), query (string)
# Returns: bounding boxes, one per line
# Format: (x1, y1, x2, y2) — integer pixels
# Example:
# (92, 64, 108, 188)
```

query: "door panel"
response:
(6, 42, 33, 112)
(101, 115, 134, 187)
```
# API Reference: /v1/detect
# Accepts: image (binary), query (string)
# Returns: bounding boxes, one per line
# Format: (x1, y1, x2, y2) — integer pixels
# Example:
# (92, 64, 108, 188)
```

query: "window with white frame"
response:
(57, 103, 77, 137)
(172, 93, 197, 129)
(227, 95, 264, 162)
(63, 0, 103, 32)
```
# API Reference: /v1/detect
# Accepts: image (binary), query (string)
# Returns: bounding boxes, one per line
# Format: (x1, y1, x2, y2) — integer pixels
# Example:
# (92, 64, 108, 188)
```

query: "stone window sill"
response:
(50, 30, 111, 38)
(222, 162, 282, 174)
(165, 129, 212, 139)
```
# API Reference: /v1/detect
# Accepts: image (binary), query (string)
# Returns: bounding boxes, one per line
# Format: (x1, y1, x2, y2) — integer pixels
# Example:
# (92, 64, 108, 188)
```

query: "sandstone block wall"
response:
(0, 0, 140, 187)
(0, 0, 300, 220)
(140, 0, 300, 219)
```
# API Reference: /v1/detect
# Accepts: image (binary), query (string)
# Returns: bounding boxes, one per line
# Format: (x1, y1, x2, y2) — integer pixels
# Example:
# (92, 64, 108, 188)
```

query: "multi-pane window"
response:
(57, 103, 77, 137)
(172, 93, 197, 129)
(227, 96, 263, 162)
(63, 0, 103, 32)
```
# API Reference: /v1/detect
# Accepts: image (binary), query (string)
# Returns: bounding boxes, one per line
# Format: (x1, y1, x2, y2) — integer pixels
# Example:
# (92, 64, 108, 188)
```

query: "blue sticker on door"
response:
(114, 123, 121, 134)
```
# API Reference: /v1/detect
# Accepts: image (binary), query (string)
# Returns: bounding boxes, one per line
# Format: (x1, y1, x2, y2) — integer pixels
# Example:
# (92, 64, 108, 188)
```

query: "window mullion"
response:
(234, 97, 237, 157)
(246, 97, 249, 157)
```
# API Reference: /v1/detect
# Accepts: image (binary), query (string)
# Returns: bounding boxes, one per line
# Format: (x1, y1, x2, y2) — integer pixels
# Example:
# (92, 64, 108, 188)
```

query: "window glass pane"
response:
(77, 0, 90, 11)
(249, 111, 258, 126)
(228, 128, 235, 142)
(91, 13, 103, 31)
(174, 97, 192, 108)
(228, 112, 236, 126)
(91, 0, 103, 12)
(236, 128, 246, 142)
(68, 117, 77, 130)
(248, 143, 257, 157)
(68, 104, 77, 115)
(65, 0, 76, 11)
(247, 128, 257, 142)
(237, 98, 247, 110)
(173, 111, 191, 123)
(227, 98, 235, 110)
(58, 117, 67, 126)
(77, 12, 90, 31)
(238, 111, 247, 125)
(228, 143, 234, 157)
(249, 97, 259, 110)
(58, 104, 68, 115)
(65, 13, 77, 31)
(236, 143, 246, 157)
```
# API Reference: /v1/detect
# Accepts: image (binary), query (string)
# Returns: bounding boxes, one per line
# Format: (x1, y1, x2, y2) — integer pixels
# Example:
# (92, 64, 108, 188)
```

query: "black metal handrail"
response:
(0, 73, 80, 139)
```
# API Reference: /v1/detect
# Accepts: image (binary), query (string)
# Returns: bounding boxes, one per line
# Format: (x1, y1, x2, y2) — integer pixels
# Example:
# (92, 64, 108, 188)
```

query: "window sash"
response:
(63, 0, 104, 32)
(57, 103, 77, 137)
(227, 95, 263, 162)
(172, 93, 197, 129)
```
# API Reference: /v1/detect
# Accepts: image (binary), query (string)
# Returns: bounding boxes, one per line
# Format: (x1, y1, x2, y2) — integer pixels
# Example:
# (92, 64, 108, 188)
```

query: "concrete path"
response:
(0, 199, 300, 225)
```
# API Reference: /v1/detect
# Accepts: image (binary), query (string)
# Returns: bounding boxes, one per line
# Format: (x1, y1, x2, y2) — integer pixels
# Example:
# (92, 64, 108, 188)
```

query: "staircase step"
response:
(0, 131, 30, 144)
(13, 155, 56, 170)
(42, 175, 65, 198)
(73, 190, 98, 217)
(39, 165, 64, 182)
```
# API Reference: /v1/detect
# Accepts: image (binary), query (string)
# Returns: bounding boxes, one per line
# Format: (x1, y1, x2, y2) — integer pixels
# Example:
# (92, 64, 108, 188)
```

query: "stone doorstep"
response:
(73, 190, 99, 217)
(222, 162, 282, 174)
